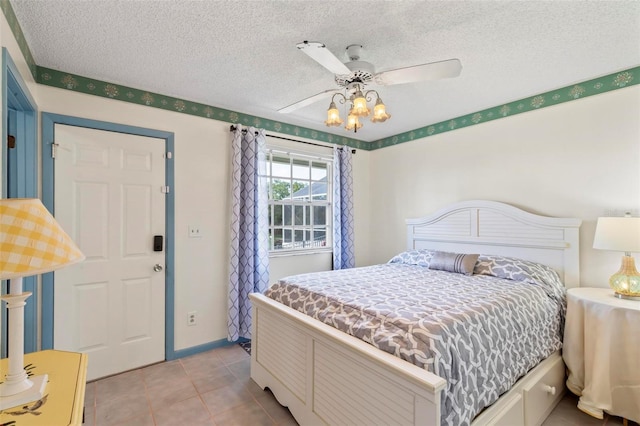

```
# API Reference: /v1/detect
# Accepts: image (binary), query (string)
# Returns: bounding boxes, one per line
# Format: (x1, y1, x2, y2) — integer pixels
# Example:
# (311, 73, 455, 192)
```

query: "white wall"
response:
(35, 87, 232, 350)
(368, 86, 640, 288)
(28, 84, 371, 352)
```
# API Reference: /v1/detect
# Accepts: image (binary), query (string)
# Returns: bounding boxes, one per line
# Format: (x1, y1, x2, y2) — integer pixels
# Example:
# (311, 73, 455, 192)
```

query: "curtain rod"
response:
(229, 125, 355, 154)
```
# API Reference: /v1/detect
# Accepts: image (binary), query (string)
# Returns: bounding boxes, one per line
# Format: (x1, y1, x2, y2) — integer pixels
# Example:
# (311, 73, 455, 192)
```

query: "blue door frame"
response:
(40, 113, 177, 360)
(2, 48, 38, 356)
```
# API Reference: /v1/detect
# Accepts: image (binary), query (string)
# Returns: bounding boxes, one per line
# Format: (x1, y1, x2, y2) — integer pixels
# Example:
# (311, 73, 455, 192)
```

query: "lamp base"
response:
(614, 292, 640, 301)
(0, 374, 48, 410)
(608, 255, 640, 301)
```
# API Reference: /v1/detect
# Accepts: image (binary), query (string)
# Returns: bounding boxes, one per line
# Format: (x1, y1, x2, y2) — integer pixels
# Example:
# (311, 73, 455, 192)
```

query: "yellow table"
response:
(0, 350, 88, 426)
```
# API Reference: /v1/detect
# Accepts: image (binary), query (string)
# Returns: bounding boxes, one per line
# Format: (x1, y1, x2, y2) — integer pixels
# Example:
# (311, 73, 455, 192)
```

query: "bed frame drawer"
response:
(486, 394, 523, 426)
(523, 354, 565, 426)
(473, 352, 565, 426)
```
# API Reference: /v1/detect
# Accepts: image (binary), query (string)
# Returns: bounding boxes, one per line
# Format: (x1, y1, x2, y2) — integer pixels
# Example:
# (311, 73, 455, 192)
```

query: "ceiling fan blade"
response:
(296, 41, 351, 75)
(278, 89, 338, 114)
(374, 58, 462, 86)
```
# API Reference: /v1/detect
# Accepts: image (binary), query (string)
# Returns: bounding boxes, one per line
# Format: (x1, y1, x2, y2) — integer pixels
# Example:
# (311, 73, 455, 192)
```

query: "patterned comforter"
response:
(265, 251, 566, 426)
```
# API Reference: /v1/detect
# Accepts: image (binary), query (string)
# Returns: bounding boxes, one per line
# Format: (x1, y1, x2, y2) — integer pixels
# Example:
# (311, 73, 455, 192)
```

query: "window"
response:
(266, 150, 332, 252)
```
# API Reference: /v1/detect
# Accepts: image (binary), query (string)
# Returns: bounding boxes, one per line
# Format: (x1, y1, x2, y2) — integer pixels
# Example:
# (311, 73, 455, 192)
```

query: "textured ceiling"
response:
(10, 0, 640, 142)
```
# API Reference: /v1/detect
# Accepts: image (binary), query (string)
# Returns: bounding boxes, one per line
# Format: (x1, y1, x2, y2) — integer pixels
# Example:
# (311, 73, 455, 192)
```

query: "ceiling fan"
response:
(278, 41, 462, 115)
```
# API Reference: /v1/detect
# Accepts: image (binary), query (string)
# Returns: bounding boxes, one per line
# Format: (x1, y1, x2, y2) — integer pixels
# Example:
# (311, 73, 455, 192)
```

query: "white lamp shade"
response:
(593, 217, 640, 252)
(0, 198, 85, 279)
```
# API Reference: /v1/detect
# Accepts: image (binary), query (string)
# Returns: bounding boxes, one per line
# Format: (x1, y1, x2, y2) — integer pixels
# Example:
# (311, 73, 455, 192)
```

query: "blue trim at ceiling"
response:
(40, 113, 178, 361)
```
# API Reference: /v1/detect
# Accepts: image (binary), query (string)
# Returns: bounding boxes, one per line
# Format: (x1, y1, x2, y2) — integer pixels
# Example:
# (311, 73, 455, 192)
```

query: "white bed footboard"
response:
(250, 293, 447, 426)
(251, 292, 566, 426)
(250, 201, 580, 426)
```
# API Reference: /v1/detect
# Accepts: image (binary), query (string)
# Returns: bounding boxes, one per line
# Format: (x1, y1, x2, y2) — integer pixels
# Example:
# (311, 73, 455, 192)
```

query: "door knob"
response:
(153, 264, 163, 272)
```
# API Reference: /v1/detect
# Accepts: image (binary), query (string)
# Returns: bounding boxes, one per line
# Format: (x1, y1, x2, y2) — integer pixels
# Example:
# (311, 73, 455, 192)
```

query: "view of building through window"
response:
(266, 151, 331, 251)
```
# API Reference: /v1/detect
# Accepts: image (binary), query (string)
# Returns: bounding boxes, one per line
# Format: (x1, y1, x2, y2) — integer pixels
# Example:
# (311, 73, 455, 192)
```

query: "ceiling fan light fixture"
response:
(324, 101, 343, 127)
(287, 41, 461, 133)
(345, 109, 363, 133)
(371, 97, 391, 123)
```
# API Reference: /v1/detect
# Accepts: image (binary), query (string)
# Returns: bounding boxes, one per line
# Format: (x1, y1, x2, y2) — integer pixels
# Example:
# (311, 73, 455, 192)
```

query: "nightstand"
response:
(563, 287, 640, 424)
(0, 350, 88, 425)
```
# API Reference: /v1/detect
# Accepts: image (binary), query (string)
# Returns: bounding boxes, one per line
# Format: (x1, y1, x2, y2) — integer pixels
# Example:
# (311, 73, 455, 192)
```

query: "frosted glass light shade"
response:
(350, 91, 370, 117)
(371, 98, 391, 123)
(324, 102, 343, 127)
(345, 111, 363, 132)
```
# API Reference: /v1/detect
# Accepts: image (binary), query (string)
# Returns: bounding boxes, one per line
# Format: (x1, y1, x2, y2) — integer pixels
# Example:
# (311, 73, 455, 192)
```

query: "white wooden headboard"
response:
(406, 200, 582, 288)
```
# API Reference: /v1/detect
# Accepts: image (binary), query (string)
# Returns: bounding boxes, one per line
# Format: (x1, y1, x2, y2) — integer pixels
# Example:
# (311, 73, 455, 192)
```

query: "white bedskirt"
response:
(563, 287, 640, 422)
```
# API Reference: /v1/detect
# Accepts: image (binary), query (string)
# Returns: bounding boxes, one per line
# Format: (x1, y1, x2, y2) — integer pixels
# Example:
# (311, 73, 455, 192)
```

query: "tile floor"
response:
(83, 344, 637, 426)
(542, 393, 637, 426)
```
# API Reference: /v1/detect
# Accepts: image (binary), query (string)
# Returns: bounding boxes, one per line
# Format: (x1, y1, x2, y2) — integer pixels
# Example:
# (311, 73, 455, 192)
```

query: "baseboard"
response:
(167, 336, 248, 360)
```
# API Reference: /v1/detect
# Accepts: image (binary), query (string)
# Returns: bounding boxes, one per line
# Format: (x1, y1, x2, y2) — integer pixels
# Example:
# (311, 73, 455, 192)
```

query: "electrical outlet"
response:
(187, 311, 197, 326)
(603, 209, 640, 218)
(188, 225, 202, 238)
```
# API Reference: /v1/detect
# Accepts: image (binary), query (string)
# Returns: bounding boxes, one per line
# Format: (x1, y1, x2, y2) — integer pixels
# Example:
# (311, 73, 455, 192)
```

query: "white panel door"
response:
(53, 124, 166, 380)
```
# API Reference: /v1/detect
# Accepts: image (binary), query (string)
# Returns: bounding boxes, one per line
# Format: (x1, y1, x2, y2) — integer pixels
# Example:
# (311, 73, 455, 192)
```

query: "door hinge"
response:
(164, 152, 173, 159)
(7, 135, 16, 149)
(161, 186, 170, 194)
(51, 143, 59, 159)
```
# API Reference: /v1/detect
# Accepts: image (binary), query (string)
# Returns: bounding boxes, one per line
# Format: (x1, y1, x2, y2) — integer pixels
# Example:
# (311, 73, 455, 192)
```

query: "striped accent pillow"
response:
(429, 251, 479, 276)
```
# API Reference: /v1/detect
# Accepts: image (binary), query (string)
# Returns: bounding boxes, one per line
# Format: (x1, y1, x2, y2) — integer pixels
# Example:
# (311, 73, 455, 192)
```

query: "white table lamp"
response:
(0, 198, 84, 409)
(593, 214, 640, 300)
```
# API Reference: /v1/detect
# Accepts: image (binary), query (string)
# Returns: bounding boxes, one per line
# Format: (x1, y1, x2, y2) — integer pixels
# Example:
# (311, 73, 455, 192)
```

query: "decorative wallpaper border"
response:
(0, 0, 36, 79)
(35, 66, 367, 150)
(2, 1, 638, 151)
(371, 67, 639, 149)
(36, 64, 639, 152)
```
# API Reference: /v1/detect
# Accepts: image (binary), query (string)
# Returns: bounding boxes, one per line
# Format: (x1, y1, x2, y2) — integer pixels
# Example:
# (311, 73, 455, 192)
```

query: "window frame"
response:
(265, 148, 333, 255)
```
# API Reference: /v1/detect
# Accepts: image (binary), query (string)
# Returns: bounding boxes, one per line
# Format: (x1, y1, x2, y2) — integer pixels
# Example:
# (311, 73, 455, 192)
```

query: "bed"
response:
(249, 200, 582, 426)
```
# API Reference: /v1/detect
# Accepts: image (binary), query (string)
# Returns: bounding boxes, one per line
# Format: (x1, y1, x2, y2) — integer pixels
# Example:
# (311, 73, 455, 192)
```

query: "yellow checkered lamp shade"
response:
(0, 198, 84, 280)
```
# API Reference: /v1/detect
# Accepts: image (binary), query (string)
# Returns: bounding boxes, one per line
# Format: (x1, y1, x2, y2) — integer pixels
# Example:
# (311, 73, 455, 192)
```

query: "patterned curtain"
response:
(228, 125, 269, 341)
(332, 146, 355, 270)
